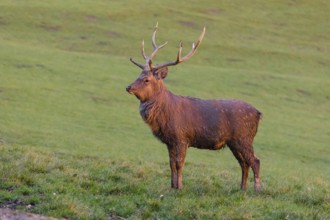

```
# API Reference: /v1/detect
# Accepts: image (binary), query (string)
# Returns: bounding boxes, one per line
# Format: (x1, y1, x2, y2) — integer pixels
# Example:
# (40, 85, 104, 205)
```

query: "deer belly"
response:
(191, 139, 226, 150)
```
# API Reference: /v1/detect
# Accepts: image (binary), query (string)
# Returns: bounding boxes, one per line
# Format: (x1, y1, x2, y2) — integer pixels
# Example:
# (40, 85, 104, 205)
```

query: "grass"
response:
(0, 0, 329, 219)
(1, 145, 329, 219)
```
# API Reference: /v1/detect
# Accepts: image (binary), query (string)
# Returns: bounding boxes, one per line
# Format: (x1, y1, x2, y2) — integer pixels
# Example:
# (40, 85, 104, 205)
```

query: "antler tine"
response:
(180, 26, 206, 62)
(176, 41, 183, 63)
(131, 23, 168, 70)
(141, 40, 147, 60)
(155, 26, 206, 69)
(130, 57, 144, 69)
(151, 23, 158, 50)
(148, 23, 168, 64)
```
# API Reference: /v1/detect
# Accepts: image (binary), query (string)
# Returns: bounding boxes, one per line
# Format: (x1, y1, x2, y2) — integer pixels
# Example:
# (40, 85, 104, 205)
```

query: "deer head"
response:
(126, 23, 206, 102)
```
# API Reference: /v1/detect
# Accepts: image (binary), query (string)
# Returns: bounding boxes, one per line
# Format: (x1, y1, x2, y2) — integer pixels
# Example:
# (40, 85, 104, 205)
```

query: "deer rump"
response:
(140, 93, 261, 151)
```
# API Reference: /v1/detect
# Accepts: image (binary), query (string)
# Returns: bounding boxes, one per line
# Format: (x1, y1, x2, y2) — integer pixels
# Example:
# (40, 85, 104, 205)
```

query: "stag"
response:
(126, 24, 261, 191)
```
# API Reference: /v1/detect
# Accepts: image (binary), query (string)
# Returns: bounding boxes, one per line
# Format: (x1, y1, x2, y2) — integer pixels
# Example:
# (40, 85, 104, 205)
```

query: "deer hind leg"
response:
(251, 156, 261, 191)
(230, 150, 250, 190)
(241, 145, 261, 192)
(240, 161, 250, 191)
(228, 141, 260, 191)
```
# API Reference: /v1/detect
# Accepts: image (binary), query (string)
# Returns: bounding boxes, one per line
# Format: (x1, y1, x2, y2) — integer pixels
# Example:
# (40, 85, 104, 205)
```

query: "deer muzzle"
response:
(126, 85, 133, 94)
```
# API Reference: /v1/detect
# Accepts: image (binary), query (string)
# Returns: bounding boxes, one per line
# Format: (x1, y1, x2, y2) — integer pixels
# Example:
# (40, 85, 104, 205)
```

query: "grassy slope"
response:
(0, 0, 329, 219)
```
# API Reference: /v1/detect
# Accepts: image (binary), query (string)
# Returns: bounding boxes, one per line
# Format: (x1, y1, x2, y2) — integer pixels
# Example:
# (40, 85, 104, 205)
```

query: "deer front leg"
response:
(167, 144, 188, 189)
(167, 145, 178, 188)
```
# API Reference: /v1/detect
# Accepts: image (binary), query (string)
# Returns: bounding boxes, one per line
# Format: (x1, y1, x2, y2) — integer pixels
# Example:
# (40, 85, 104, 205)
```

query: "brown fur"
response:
(126, 67, 261, 191)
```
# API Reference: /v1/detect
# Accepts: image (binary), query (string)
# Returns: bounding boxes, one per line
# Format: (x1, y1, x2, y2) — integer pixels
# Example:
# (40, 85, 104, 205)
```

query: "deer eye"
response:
(144, 79, 149, 83)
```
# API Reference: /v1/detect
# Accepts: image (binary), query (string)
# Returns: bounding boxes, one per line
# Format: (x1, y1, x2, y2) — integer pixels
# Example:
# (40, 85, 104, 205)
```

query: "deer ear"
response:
(153, 67, 168, 80)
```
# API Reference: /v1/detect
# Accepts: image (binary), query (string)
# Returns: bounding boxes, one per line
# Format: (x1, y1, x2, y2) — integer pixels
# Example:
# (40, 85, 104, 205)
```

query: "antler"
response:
(155, 26, 206, 69)
(130, 24, 206, 70)
(130, 23, 168, 70)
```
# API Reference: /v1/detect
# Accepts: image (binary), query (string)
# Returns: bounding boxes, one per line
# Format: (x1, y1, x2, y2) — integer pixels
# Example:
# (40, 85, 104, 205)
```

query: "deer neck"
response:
(139, 84, 171, 124)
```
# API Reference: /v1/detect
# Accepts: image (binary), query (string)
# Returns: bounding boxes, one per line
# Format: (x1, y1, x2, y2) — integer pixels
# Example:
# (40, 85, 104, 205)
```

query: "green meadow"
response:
(0, 0, 329, 219)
